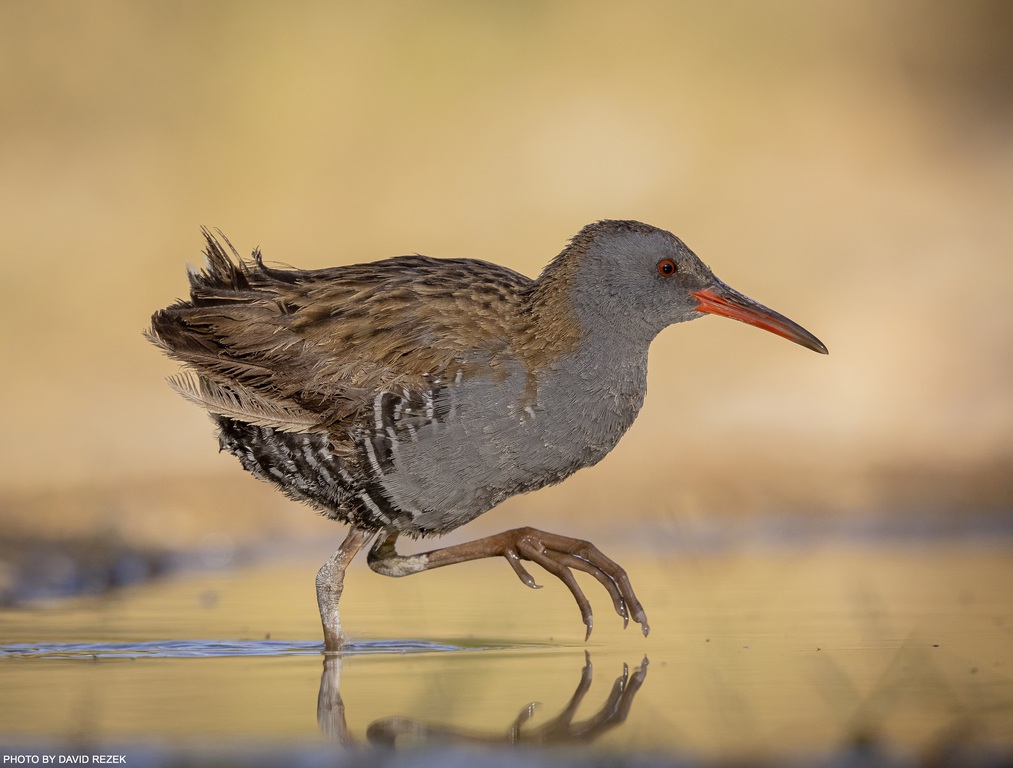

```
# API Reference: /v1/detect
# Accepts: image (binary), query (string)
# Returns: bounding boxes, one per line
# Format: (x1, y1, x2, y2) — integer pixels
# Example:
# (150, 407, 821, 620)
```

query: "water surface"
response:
(2, 541, 1011, 765)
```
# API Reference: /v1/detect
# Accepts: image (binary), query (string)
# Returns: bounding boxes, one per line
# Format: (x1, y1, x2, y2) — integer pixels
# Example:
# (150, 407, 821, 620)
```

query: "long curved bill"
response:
(692, 283, 828, 354)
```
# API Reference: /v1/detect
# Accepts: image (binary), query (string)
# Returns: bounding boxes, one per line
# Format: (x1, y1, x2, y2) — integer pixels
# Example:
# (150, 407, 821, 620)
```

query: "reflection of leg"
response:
(503, 655, 593, 743)
(316, 527, 374, 651)
(516, 652, 649, 743)
(544, 650, 595, 731)
(570, 655, 649, 738)
(317, 655, 354, 744)
(364, 653, 650, 746)
(367, 527, 649, 639)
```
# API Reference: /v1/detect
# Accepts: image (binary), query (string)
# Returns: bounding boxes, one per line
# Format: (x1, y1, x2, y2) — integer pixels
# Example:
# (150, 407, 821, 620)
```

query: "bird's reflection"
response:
(318, 651, 648, 747)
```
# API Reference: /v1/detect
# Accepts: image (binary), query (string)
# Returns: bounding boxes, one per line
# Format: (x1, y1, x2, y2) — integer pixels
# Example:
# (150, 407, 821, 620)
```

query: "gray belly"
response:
(375, 361, 646, 534)
(218, 356, 648, 537)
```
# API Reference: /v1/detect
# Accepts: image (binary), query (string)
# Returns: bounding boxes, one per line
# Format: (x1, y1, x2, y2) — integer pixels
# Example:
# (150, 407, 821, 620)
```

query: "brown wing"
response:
(147, 230, 533, 435)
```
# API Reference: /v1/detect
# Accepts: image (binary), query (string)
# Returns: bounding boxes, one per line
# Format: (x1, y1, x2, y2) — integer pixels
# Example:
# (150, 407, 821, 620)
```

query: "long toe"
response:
(552, 550, 629, 626)
(531, 530, 650, 636)
(518, 538, 596, 638)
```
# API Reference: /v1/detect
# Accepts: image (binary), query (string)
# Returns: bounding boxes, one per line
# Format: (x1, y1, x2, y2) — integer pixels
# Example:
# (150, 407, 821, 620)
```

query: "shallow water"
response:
(1, 541, 1011, 765)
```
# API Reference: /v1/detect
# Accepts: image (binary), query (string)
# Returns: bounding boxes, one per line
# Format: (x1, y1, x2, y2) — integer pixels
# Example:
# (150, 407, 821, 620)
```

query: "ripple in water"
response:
(0, 638, 469, 659)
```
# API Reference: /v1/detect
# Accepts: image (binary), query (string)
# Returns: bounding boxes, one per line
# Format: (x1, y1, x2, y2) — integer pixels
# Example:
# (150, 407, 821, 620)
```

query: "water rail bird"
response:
(147, 220, 827, 648)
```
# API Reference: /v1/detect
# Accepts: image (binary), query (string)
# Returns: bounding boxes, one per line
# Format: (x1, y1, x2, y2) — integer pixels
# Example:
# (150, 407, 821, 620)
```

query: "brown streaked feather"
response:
(147, 231, 568, 446)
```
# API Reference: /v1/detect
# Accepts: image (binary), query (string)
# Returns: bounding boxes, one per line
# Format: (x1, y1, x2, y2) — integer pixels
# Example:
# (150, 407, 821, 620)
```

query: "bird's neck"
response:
(522, 257, 656, 415)
(525, 240, 666, 354)
(528, 323, 651, 473)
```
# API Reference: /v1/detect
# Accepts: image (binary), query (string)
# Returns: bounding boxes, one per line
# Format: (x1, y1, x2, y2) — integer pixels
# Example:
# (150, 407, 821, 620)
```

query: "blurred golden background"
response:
(1, 1, 1011, 560)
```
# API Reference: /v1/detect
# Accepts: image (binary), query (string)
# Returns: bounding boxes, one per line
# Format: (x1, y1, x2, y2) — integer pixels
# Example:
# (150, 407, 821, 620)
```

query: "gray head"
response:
(540, 220, 828, 354)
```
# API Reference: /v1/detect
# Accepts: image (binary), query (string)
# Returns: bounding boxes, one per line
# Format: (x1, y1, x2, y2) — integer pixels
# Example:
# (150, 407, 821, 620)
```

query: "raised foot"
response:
(370, 526, 650, 640)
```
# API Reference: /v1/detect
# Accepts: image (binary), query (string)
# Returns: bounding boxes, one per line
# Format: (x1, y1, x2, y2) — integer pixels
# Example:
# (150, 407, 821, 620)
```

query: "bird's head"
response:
(553, 220, 828, 355)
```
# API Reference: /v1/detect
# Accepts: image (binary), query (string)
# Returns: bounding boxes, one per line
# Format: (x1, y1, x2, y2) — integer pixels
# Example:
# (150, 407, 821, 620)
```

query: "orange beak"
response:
(692, 285, 828, 354)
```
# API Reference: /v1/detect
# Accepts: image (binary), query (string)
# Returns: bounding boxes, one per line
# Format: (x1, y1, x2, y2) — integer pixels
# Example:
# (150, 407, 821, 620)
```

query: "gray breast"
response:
(368, 351, 648, 535)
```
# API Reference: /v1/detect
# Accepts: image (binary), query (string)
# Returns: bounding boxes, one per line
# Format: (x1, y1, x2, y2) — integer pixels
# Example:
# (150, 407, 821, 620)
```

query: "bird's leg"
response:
(367, 526, 649, 639)
(316, 526, 374, 652)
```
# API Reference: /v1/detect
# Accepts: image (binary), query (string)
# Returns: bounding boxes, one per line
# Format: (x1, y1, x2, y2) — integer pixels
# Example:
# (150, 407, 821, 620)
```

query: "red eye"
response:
(657, 259, 677, 276)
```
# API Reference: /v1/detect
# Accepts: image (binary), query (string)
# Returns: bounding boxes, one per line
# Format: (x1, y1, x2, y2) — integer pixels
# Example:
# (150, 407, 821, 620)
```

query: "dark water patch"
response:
(0, 536, 178, 606)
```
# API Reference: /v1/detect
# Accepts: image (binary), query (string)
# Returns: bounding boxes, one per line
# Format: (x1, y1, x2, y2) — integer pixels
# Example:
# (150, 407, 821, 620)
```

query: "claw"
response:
(505, 550, 541, 589)
(579, 599, 594, 640)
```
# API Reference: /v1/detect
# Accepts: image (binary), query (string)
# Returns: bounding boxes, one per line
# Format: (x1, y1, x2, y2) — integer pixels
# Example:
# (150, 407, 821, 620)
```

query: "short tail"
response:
(145, 228, 265, 355)
(186, 227, 257, 301)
